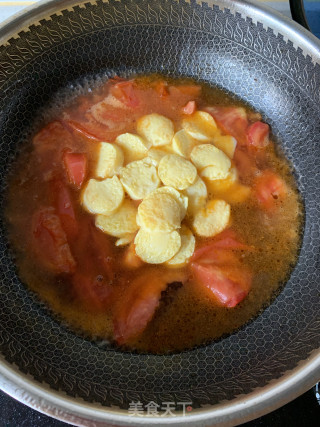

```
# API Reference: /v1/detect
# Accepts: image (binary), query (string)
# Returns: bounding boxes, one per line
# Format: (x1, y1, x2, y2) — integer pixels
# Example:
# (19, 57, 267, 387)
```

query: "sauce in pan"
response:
(5, 75, 302, 353)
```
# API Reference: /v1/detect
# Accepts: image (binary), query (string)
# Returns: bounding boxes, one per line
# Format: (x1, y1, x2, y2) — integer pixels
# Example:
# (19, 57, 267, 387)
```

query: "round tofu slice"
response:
(213, 134, 237, 159)
(193, 199, 231, 237)
(172, 129, 195, 158)
(183, 176, 207, 215)
(135, 229, 181, 264)
(95, 142, 124, 178)
(137, 113, 174, 147)
(147, 148, 168, 166)
(115, 133, 149, 164)
(151, 186, 188, 220)
(166, 226, 195, 267)
(182, 111, 217, 142)
(158, 154, 197, 190)
(137, 192, 181, 233)
(95, 199, 138, 237)
(82, 176, 124, 215)
(191, 144, 231, 180)
(119, 159, 160, 200)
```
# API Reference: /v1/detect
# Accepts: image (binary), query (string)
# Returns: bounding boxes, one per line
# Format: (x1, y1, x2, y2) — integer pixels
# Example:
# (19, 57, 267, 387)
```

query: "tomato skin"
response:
(254, 170, 286, 211)
(247, 121, 270, 148)
(64, 120, 101, 141)
(32, 207, 76, 274)
(191, 263, 251, 308)
(63, 152, 87, 189)
(182, 100, 196, 115)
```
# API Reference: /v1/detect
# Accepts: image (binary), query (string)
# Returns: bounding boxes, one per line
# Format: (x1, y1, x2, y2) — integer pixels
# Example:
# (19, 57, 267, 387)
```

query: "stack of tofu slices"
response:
(82, 111, 244, 266)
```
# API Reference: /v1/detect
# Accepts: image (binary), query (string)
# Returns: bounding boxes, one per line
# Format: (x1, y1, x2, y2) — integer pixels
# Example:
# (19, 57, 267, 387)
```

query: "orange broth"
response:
(5, 75, 302, 353)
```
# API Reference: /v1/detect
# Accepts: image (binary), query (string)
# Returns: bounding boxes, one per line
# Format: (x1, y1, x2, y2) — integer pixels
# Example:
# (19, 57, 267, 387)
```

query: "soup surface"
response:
(5, 75, 302, 354)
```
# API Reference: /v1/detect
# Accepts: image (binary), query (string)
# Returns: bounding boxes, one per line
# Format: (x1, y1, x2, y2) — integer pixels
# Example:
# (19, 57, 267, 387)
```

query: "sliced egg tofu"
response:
(95, 199, 138, 237)
(115, 133, 149, 164)
(205, 167, 238, 193)
(166, 225, 195, 267)
(191, 144, 231, 180)
(137, 192, 181, 233)
(147, 148, 169, 166)
(212, 134, 237, 159)
(115, 233, 136, 246)
(82, 176, 124, 215)
(134, 229, 181, 264)
(95, 142, 124, 178)
(172, 129, 195, 158)
(193, 199, 231, 237)
(182, 111, 217, 142)
(137, 113, 174, 147)
(150, 186, 188, 221)
(183, 176, 207, 215)
(119, 159, 160, 200)
(158, 154, 197, 190)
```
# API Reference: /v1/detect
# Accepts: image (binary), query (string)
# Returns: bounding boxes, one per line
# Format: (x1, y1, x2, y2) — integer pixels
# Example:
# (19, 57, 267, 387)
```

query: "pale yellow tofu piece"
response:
(151, 186, 188, 220)
(95, 142, 124, 178)
(137, 113, 174, 147)
(82, 176, 124, 215)
(158, 154, 197, 190)
(172, 129, 195, 158)
(183, 176, 207, 215)
(119, 159, 160, 200)
(95, 199, 138, 237)
(213, 134, 237, 158)
(135, 229, 181, 264)
(115, 133, 149, 164)
(193, 199, 231, 237)
(182, 111, 217, 142)
(166, 225, 195, 267)
(147, 148, 169, 166)
(115, 233, 136, 246)
(137, 192, 181, 233)
(191, 144, 231, 180)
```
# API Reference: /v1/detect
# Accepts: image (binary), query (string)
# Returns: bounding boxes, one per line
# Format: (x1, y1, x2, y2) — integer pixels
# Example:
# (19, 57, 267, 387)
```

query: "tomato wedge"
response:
(182, 100, 196, 115)
(110, 80, 140, 108)
(192, 229, 253, 262)
(32, 207, 76, 274)
(113, 269, 187, 344)
(63, 152, 87, 189)
(52, 181, 78, 241)
(72, 272, 112, 311)
(247, 121, 270, 148)
(254, 170, 287, 211)
(191, 263, 251, 308)
(206, 106, 249, 145)
(70, 219, 114, 310)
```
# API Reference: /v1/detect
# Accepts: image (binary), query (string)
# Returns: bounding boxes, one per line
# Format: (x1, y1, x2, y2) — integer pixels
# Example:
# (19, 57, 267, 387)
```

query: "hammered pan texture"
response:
(0, 0, 319, 409)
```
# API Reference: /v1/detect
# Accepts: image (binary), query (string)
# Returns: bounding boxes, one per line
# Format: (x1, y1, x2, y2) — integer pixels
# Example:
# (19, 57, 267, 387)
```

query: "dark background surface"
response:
(0, 385, 319, 426)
